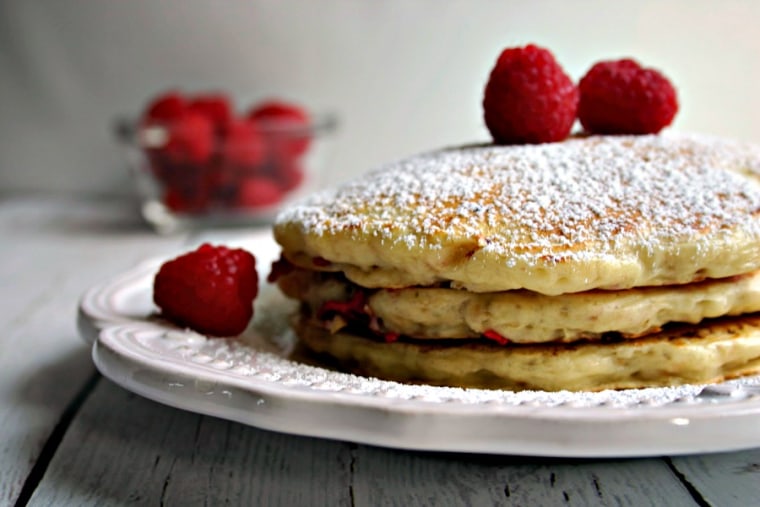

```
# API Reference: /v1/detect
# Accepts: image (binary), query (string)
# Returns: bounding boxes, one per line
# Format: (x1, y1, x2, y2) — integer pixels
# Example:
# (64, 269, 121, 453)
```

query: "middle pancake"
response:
(278, 268, 760, 344)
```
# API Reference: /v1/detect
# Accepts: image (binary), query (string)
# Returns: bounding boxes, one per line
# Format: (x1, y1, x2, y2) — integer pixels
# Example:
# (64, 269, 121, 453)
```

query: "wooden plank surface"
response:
(0, 197, 185, 505)
(349, 448, 699, 507)
(28, 380, 354, 506)
(670, 450, 760, 506)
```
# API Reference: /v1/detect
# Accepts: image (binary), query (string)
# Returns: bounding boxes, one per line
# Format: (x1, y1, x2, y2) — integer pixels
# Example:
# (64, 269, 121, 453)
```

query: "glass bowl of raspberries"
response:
(117, 90, 337, 233)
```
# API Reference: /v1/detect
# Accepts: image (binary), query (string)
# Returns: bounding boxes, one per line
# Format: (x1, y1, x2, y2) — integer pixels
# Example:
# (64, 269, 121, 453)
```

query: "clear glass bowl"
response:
(116, 112, 337, 233)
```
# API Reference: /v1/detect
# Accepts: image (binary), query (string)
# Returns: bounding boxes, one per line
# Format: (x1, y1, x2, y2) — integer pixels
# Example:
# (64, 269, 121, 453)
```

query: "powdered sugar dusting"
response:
(277, 133, 760, 261)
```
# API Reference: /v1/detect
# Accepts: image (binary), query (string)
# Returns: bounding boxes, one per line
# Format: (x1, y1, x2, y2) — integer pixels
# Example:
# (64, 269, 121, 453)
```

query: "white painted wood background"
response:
(2, 196, 759, 506)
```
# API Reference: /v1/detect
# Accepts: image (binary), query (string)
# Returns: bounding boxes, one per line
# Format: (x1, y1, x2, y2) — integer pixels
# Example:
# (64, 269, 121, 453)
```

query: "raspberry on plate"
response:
(483, 44, 578, 144)
(153, 244, 258, 336)
(578, 58, 678, 135)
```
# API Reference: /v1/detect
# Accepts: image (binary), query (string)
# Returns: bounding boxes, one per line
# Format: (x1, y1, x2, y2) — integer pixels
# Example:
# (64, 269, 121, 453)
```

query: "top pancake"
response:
(274, 134, 760, 295)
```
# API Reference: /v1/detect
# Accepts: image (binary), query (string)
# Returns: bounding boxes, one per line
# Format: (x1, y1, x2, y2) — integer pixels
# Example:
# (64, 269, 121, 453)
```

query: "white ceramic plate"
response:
(78, 232, 760, 457)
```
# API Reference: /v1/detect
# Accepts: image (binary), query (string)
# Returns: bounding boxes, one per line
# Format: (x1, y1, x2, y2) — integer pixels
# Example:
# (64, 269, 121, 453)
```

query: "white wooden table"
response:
(2, 196, 759, 506)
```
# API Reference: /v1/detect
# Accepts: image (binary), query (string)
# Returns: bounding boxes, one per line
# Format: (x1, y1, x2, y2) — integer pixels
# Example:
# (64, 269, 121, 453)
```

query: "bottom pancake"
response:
(293, 314, 760, 392)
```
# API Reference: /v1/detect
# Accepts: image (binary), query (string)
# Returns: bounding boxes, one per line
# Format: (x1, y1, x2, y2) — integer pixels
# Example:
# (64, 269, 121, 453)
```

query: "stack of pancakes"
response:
(272, 134, 760, 391)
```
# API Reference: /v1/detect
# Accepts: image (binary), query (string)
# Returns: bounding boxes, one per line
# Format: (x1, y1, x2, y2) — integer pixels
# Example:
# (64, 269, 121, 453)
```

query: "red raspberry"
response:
(249, 100, 312, 156)
(162, 175, 211, 214)
(236, 177, 283, 208)
(274, 159, 305, 192)
(143, 90, 187, 122)
(205, 159, 239, 207)
(578, 59, 678, 135)
(483, 44, 578, 144)
(153, 244, 258, 336)
(142, 91, 188, 183)
(249, 100, 309, 127)
(152, 154, 212, 213)
(220, 119, 266, 170)
(188, 93, 234, 133)
(151, 110, 215, 165)
(163, 187, 195, 213)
